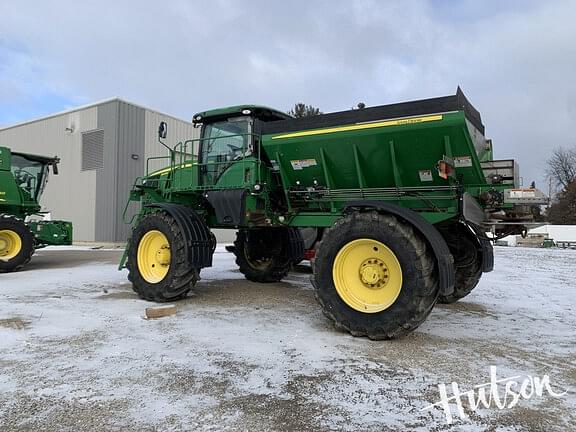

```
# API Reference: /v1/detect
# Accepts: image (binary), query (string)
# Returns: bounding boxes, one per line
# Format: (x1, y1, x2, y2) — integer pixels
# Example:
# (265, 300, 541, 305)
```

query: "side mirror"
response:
(52, 162, 59, 175)
(158, 121, 168, 139)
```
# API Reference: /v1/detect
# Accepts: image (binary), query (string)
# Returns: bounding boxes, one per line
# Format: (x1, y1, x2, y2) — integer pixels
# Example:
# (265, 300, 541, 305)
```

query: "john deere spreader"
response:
(0, 147, 72, 272)
(122, 89, 546, 339)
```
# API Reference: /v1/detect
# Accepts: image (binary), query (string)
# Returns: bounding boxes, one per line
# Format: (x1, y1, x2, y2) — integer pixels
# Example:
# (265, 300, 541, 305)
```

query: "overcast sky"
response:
(1, 0, 575, 189)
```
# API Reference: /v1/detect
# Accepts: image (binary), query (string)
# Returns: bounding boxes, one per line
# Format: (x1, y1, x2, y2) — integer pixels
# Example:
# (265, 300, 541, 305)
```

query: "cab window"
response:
(200, 117, 252, 184)
(11, 155, 46, 200)
(201, 117, 251, 161)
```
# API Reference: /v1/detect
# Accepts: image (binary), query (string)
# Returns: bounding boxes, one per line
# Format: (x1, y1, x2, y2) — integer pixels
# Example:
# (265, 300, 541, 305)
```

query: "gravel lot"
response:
(0, 246, 574, 431)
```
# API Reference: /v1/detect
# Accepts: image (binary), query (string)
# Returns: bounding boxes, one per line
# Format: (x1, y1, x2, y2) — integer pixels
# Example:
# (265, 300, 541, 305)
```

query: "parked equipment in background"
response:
(121, 89, 547, 339)
(0, 147, 72, 272)
(516, 233, 554, 248)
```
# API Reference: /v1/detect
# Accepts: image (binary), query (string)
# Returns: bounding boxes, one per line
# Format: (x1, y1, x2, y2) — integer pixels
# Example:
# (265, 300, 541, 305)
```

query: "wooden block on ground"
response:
(145, 305, 177, 319)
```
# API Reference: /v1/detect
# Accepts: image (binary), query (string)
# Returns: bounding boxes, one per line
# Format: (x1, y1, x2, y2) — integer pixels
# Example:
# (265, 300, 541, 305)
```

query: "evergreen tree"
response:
(288, 103, 322, 118)
(547, 181, 576, 224)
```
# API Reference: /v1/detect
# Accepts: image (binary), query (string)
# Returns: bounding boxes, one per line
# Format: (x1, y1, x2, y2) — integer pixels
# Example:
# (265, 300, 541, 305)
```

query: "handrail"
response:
(146, 156, 172, 176)
(143, 133, 263, 191)
(122, 176, 142, 224)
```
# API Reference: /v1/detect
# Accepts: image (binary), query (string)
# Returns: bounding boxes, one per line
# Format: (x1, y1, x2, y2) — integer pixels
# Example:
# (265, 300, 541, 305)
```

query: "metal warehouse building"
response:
(0, 99, 199, 242)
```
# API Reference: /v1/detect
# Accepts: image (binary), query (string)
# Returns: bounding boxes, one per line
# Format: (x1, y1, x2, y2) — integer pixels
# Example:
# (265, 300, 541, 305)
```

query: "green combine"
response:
(0, 146, 72, 272)
(121, 89, 546, 339)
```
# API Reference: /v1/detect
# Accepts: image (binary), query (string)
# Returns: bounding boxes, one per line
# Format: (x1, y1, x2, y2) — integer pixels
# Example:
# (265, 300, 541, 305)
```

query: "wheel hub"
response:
(137, 230, 171, 283)
(155, 246, 170, 266)
(0, 230, 22, 259)
(359, 258, 389, 288)
(332, 238, 403, 313)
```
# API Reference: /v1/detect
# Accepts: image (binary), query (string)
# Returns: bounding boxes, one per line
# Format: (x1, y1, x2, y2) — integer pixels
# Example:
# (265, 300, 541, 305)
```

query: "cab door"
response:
(199, 117, 254, 189)
(199, 117, 257, 226)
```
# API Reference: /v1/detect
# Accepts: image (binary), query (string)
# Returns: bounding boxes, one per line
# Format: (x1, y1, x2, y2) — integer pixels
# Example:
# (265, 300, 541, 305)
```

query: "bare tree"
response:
(547, 146, 576, 189)
(288, 103, 322, 118)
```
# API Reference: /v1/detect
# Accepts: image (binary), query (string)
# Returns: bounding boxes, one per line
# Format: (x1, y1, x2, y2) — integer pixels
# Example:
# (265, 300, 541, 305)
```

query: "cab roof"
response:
(11, 151, 60, 165)
(192, 105, 292, 124)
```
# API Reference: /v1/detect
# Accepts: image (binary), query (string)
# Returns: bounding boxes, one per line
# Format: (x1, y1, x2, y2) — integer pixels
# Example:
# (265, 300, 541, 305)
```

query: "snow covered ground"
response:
(0, 246, 574, 431)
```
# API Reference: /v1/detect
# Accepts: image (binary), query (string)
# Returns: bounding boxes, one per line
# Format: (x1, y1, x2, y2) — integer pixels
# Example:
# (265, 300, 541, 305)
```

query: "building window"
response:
(81, 129, 104, 171)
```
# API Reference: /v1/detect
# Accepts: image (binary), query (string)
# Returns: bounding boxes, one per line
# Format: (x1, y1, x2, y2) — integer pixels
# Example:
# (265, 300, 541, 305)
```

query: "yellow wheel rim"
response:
(137, 230, 171, 283)
(0, 230, 22, 260)
(332, 238, 403, 313)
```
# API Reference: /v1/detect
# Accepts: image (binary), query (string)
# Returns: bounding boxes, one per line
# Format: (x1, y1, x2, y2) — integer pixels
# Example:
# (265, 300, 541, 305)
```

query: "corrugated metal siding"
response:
(95, 101, 119, 242)
(115, 102, 145, 242)
(212, 229, 237, 244)
(0, 108, 98, 241)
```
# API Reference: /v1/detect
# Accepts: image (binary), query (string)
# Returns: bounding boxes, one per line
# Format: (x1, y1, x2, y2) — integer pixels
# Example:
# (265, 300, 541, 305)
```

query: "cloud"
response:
(0, 0, 574, 187)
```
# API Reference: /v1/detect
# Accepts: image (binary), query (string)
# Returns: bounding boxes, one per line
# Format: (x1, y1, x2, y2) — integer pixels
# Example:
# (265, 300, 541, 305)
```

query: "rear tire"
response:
(128, 211, 199, 302)
(293, 227, 319, 265)
(0, 215, 34, 273)
(313, 211, 439, 339)
(234, 228, 294, 283)
(437, 223, 482, 304)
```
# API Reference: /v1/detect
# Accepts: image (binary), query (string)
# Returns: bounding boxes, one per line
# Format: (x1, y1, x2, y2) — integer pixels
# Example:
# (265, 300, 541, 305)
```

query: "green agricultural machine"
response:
(0, 146, 72, 272)
(121, 89, 546, 339)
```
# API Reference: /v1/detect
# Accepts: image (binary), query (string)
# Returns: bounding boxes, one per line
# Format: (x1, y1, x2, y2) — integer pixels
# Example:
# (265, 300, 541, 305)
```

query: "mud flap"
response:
(205, 189, 246, 226)
(469, 224, 494, 273)
(462, 193, 486, 226)
(145, 203, 216, 268)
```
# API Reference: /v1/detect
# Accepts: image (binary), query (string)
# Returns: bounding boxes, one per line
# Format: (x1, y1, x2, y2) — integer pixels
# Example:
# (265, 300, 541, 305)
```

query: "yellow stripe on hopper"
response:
(272, 114, 443, 140)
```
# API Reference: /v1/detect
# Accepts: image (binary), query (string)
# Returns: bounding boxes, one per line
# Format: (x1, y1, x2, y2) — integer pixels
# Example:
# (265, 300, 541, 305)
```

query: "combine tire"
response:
(312, 211, 439, 339)
(127, 211, 199, 302)
(234, 228, 294, 283)
(0, 215, 34, 273)
(437, 224, 482, 304)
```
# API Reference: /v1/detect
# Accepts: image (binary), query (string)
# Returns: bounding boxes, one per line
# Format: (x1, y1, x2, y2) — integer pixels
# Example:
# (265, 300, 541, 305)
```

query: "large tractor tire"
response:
(127, 211, 199, 302)
(0, 215, 35, 273)
(312, 211, 439, 339)
(437, 223, 482, 304)
(234, 228, 299, 283)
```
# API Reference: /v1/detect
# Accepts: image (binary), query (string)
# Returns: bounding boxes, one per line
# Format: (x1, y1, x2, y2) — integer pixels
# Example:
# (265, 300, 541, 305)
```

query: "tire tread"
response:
(312, 211, 439, 340)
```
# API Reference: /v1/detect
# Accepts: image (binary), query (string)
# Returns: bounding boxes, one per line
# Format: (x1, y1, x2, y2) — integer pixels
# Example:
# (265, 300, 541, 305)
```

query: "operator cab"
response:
(192, 106, 291, 187)
(10, 152, 59, 201)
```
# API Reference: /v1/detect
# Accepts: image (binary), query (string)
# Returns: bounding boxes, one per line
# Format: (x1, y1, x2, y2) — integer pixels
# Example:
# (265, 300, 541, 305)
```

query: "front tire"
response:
(127, 211, 199, 302)
(0, 215, 34, 273)
(313, 211, 438, 339)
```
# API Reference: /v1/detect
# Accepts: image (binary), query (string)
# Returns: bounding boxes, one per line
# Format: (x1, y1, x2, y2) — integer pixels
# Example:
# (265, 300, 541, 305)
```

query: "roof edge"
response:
(0, 97, 192, 131)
